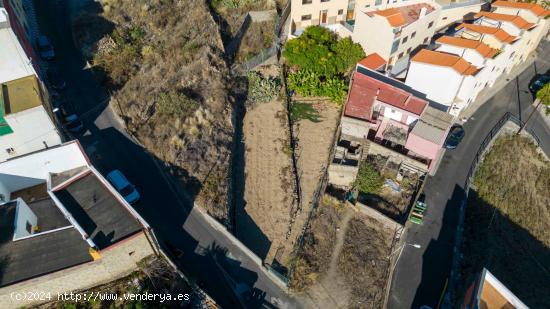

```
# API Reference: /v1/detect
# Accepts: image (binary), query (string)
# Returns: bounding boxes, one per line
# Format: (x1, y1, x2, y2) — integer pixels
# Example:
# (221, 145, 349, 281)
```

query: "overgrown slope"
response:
(75, 0, 233, 220)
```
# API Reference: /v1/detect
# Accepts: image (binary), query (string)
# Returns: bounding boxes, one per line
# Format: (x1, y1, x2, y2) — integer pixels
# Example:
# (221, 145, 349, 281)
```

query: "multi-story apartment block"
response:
(1, 0, 40, 73)
(352, 1, 441, 69)
(288, 0, 483, 73)
(404, 0, 549, 116)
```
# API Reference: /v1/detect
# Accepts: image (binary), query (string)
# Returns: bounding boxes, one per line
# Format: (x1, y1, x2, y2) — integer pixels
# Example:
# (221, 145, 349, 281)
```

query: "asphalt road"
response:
(388, 40, 550, 309)
(33, 1, 294, 308)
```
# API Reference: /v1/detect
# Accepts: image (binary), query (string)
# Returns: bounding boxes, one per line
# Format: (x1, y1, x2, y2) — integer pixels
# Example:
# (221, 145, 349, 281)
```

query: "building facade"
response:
(0, 141, 159, 308)
(404, 0, 550, 116)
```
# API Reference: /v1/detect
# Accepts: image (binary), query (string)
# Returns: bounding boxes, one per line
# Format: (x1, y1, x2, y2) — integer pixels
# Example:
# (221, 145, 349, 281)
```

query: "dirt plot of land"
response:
(292, 196, 395, 308)
(236, 100, 294, 260)
(460, 134, 550, 308)
(284, 102, 341, 259)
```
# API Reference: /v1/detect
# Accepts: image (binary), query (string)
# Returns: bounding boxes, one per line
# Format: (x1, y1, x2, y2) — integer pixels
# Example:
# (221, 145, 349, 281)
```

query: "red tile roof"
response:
(358, 53, 387, 70)
(412, 49, 480, 76)
(436, 36, 499, 58)
(369, 3, 436, 28)
(345, 72, 427, 121)
(474, 11, 535, 30)
(456, 23, 518, 43)
(492, 1, 550, 17)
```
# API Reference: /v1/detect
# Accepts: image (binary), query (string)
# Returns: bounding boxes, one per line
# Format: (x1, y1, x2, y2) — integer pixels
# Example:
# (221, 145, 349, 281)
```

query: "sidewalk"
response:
(459, 52, 537, 119)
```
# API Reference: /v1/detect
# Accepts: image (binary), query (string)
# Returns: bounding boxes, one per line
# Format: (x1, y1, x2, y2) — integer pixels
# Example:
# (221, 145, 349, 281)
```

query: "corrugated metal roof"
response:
(411, 106, 453, 144)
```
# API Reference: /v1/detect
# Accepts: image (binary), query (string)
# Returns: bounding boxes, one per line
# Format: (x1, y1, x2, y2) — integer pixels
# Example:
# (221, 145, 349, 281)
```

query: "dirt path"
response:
(327, 209, 355, 279)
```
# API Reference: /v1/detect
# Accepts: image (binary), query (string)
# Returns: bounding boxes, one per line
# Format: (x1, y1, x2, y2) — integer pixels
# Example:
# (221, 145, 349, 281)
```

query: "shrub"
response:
(287, 70, 348, 103)
(283, 26, 364, 76)
(212, 0, 258, 9)
(247, 72, 281, 104)
(156, 91, 199, 117)
(354, 162, 384, 194)
(536, 83, 550, 115)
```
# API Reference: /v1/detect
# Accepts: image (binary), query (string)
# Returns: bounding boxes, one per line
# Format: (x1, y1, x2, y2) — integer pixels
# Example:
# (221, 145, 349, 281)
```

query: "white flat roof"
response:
(0, 9, 36, 84)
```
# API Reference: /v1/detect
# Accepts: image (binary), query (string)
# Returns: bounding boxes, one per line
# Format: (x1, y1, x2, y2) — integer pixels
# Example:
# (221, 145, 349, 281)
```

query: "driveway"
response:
(33, 0, 295, 308)
(388, 40, 550, 309)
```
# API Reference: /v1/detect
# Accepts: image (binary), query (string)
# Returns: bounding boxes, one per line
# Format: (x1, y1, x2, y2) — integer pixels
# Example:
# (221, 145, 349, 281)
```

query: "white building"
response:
(405, 0, 550, 116)
(0, 10, 62, 162)
(288, 0, 484, 73)
(405, 49, 480, 115)
(0, 141, 157, 309)
(352, 1, 442, 69)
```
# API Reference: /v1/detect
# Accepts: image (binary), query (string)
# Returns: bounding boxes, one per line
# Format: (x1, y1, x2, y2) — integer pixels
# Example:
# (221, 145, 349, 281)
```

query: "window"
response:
(338, 9, 344, 15)
(6, 148, 15, 155)
(423, 37, 429, 44)
(321, 0, 330, 2)
(301, 14, 312, 21)
(411, 31, 416, 38)
(491, 66, 495, 72)
(406, 47, 411, 54)
(375, 0, 382, 5)
(428, 21, 434, 28)
(391, 39, 400, 54)
(402, 36, 408, 43)
(26, 221, 32, 234)
(509, 51, 515, 59)
(398, 52, 404, 58)
(442, 17, 448, 20)
(302, 0, 312, 4)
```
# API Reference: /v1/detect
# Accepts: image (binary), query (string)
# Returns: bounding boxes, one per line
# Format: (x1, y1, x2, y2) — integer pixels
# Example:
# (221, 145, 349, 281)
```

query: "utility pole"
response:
(518, 84, 549, 134)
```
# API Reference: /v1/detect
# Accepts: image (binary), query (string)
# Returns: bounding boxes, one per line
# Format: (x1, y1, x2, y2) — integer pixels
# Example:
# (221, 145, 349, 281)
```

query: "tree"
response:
(354, 162, 384, 194)
(283, 26, 364, 76)
(536, 83, 550, 115)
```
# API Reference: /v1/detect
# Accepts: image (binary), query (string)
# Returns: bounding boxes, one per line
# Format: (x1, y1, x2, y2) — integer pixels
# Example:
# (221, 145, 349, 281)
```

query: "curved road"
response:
(33, 0, 294, 308)
(388, 40, 550, 309)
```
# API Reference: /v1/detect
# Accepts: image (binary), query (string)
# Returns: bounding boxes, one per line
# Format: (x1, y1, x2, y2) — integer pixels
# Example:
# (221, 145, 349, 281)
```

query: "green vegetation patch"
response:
(291, 102, 321, 123)
(283, 26, 363, 104)
(354, 161, 384, 195)
(536, 82, 550, 115)
(247, 71, 281, 104)
(156, 91, 200, 117)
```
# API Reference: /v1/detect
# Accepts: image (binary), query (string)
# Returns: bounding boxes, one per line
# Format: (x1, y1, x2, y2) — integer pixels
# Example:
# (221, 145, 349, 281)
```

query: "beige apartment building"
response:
(288, 0, 483, 74)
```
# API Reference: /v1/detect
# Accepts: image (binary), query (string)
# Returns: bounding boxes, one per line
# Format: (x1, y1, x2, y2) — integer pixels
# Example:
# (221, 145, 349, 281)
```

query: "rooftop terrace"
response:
(53, 172, 142, 249)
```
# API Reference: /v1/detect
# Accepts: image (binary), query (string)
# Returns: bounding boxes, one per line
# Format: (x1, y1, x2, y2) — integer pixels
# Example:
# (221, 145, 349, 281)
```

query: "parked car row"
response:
(38, 35, 86, 136)
(38, 36, 140, 204)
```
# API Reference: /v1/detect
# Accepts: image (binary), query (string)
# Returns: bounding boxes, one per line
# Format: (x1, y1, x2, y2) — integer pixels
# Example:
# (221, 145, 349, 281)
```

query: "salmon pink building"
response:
(342, 67, 453, 174)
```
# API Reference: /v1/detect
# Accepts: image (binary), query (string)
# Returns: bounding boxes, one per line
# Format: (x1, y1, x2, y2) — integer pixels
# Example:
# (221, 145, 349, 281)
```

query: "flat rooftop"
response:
(0, 13, 35, 84)
(368, 3, 436, 28)
(1, 75, 43, 115)
(0, 201, 92, 287)
(410, 106, 454, 144)
(53, 172, 142, 249)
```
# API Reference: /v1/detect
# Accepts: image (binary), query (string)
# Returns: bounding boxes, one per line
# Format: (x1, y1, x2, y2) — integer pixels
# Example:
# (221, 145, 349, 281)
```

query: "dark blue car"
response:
(529, 75, 550, 94)
(444, 124, 465, 150)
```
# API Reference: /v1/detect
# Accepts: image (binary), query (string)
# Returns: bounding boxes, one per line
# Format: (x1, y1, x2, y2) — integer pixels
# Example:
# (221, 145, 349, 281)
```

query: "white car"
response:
(106, 170, 140, 204)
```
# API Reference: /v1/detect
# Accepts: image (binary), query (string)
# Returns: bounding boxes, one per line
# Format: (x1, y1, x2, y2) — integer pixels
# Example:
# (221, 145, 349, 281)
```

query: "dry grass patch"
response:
(74, 0, 233, 220)
(461, 134, 550, 308)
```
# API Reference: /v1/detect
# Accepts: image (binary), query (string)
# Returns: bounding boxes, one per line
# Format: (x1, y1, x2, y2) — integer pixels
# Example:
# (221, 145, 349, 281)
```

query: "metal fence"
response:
(230, 0, 290, 76)
(444, 111, 541, 305)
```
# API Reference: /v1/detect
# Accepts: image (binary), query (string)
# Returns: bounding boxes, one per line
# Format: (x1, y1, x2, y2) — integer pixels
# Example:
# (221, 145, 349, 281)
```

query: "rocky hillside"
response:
(74, 0, 233, 221)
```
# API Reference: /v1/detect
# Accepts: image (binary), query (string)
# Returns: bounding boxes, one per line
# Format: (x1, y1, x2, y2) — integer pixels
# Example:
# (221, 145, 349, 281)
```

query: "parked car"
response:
(47, 66, 66, 91)
(444, 124, 465, 149)
(37, 35, 55, 60)
(529, 74, 550, 94)
(106, 170, 140, 204)
(56, 106, 84, 134)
